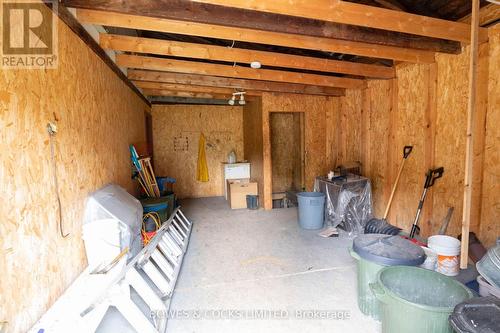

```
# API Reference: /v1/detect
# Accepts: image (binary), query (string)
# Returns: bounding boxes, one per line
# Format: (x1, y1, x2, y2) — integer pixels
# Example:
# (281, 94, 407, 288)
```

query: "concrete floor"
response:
(165, 197, 379, 333)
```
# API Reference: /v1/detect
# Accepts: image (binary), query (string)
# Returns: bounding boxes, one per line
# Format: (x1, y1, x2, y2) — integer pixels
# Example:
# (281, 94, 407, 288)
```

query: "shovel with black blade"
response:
(409, 167, 444, 239)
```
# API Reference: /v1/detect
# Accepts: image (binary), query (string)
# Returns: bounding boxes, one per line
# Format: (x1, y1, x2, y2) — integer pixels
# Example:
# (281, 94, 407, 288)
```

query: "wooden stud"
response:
(385, 78, 398, 223)
(470, 43, 489, 234)
(116, 54, 367, 89)
(262, 105, 272, 211)
(193, 0, 488, 43)
(76, 9, 436, 63)
(461, 0, 480, 270)
(423, 63, 438, 235)
(100, 34, 395, 79)
(361, 87, 372, 177)
(128, 70, 345, 96)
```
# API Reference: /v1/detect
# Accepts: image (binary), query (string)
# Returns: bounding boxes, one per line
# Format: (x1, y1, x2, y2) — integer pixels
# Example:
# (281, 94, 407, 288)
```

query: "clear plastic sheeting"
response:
(314, 175, 373, 238)
(83, 184, 143, 260)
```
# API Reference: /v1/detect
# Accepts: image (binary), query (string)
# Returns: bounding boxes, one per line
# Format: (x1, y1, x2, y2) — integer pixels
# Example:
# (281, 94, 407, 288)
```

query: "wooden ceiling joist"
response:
(76, 9, 435, 63)
(460, 4, 500, 27)
(101, 34, 395, 79)
(134, 81, 262, 96)
(128, 70, 345, 96)
(116, 54, 367, 89)
(192, 0, 489, 43)
(142, 88, 228, 99)
(64, 0, 460, 54)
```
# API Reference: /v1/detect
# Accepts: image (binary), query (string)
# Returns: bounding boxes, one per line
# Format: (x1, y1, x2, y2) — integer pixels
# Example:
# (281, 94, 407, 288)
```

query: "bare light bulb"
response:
(250, 61, 261, 69)
(238, 94, 246, 105)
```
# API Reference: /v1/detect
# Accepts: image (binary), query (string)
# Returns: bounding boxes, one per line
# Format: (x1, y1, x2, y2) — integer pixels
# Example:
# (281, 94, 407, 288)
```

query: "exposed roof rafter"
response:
(128, 70, 345, 96)
(100, 34, 395, 79)
(77, 9, 436, 63)
(116, 54, 367, 89)
(192, 0, 488, 43)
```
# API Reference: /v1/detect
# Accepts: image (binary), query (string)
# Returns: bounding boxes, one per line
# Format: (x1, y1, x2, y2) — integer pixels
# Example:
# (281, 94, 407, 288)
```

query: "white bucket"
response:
(419, 246, 438, 271)
(427, 235, 461, 276)
(82, 218, 123, 271)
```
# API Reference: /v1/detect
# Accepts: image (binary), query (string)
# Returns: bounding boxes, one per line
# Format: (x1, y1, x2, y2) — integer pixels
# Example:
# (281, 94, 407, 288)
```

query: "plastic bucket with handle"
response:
(427, 235, 461, 276)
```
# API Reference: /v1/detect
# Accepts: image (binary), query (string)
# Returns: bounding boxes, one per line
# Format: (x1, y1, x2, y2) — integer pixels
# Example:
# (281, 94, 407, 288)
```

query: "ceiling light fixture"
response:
(250, 61, 261, 69)
(228, 91, 246, 105)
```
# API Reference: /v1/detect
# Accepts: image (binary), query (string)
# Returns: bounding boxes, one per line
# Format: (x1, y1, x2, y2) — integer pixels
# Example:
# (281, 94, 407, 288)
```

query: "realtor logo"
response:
(1, 0, 58, 69)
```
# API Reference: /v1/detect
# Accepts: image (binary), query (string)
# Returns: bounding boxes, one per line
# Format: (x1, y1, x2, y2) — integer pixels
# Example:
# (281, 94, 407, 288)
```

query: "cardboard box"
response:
(227, 179, 258, 209)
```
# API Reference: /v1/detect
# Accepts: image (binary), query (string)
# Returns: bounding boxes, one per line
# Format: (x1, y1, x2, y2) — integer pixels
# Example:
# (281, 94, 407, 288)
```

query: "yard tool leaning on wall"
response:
(130, 144, 160, 197)
(409, 167, 444, 238)
(364, 146, 413, 235)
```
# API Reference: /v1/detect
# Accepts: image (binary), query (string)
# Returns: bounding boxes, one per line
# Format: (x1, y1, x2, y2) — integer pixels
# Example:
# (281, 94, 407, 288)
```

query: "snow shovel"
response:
(409, 167, 444, 238)
(364, 146, 413, 235)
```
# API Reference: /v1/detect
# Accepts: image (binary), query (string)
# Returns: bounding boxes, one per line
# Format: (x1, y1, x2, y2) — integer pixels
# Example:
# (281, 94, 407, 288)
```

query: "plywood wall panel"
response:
(270, 113, 302, 192)
(151, 105, 243, 199)
(433, 47, 471, 238)
(243, 100, 264, 203)
(326, 98, 340, 170)
(388, 64, 428, 230)
(0, 12, 148, 333)
(480, 27, 500, 247)
(366, 79, 392, 217)
(262, 93, 331, 191)
(360, 27, 498, 246)
(338, 89, 363, 165)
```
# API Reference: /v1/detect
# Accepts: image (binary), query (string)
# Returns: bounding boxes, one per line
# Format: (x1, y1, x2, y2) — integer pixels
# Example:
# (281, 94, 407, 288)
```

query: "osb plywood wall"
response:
(337, 89, 363, 165)
(364, 79, 392, 216)
(261, 92, 337, 209)
(151, 105, 243, 198)
(388, 64, 429, 230)
(243, 100, 264, 202)
(479, 26, 500, 247)
(0, 13, 148, 333)
(360, 27, 499, 246)
(270, 113, 302, 193)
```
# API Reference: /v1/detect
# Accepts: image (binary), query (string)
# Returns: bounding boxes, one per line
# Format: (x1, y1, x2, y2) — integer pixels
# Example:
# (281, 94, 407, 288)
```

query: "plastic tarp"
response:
(314, 175, 373, 238)
(83, 184, 143, 260)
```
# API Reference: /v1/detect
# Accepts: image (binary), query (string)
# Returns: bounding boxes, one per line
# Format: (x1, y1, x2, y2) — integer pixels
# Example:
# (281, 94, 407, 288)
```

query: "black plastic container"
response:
(246, 195, 259, 210)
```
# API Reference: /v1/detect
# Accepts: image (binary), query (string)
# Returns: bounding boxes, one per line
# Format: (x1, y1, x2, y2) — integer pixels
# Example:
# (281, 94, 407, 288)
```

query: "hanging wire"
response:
(228, 40, 237, 67)
(48, 124, 69, 238)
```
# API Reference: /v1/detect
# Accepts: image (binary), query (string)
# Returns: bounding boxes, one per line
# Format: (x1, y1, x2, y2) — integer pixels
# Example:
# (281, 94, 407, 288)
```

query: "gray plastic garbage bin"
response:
(297, 192, 325, 230)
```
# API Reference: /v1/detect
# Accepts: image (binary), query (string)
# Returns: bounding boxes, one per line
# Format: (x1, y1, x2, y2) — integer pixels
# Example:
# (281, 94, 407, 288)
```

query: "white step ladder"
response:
(29, 208, 193, 333)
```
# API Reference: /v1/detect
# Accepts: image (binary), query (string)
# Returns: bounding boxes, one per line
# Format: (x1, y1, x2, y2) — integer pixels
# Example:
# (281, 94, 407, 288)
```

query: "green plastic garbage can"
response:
(349, 234, 426, 321)
(370, 266, 473, 333)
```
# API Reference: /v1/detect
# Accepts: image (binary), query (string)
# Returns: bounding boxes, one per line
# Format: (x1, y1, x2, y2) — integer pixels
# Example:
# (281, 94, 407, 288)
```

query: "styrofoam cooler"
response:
(82, 218, 124, 271)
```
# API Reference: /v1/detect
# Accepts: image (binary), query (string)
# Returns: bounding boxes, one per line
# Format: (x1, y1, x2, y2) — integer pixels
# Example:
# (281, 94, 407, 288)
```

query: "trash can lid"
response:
(449, 296, 500, 333)
(353, 234, 426, 266)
